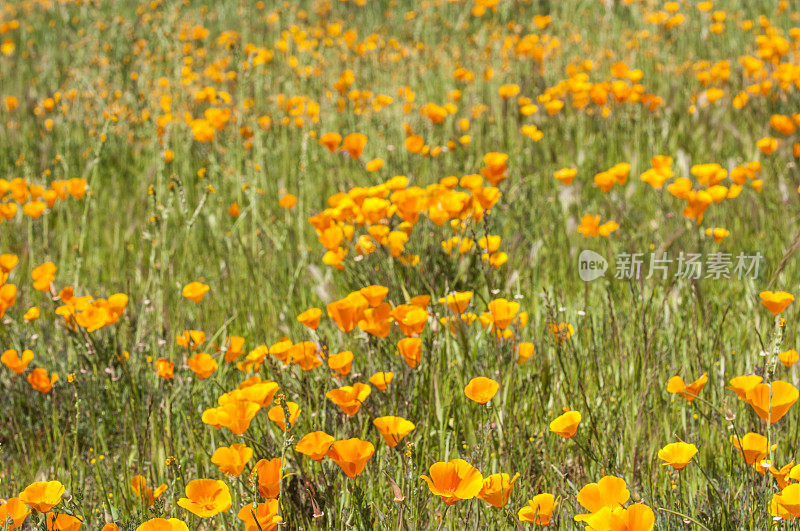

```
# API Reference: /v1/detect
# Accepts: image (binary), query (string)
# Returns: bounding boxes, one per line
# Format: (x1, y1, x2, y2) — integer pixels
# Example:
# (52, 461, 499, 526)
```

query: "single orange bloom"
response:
(464, 377, 499, 404)
(319, 132, 342, 152)
(297, 307, 322, 330)
(373, 416, 415, 448)
(397, 337, 422, 368)
(328, 350, 353, 376)
(188, 353, 218, 379)
(237, 499, 282, 531)
(439, 291, 473, 314)
(478, 473, 520, 508)
(420, 459, 483, 505)
(19, 480, 65, 512)
(251, 458, 283, 498)
(155, 358, 174, 380)
(342, 133, 367, 159)
(369, 371, 394, 390)
(0, 497, 30, 530)
(326, 382, 371, 416)
(666, 373, 708, 402)
(279, 193, 297, 209)
(760, 291, 794, 316)
(211, 443, 253, 476)
(549, 410, 581, 438)
(177, 479, 232, 518)
(31, 262, 56, 292)
(182, 281, 209, 303)
(2, 349, 33, 374)
(27, 367, 58, 393)
(744, 380, 799, 424)
(131, 475, 167, 506)
(136, 518, 189, 530)
(268, 401, 301, 431)
(296, 431, 335, 460)
(327, 438, 375, 478)
(45, 513, 83, 530)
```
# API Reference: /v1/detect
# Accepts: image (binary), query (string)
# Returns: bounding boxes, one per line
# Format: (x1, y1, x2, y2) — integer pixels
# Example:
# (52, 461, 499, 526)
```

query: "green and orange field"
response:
(4, 0, 800, 528)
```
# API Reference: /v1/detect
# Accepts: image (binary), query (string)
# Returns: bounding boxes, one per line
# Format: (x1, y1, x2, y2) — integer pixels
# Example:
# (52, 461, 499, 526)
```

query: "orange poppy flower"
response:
(464, 377, 499, 404)
(176, 330, 205, 350)
(781, 349, 800, 368)
(237, 499, 282, 531)
(45, 513, 82, 530)
(373, 416, 415, 448)
(181, 281, 209, 303)
(327, 293, 369, 333)
(135, 518, 189, 531)
(224, 336, 246, 362)
(155, 358, 174, 380)
(760, 291, 794, 316)
(221, 381, 280, 407)
(326, 382, 371, 416)
(359, 285, 389, 307)
(296, 431, 335, 460)
(297, 308, 322, 330)
(397, 337, 422, 368)
(1, 349, 33, 374)
(251, 458, 283, 498)
(730, 432, 774, 466)
(31, 262, 56, 292)
(202, 399, 261, 435)
(666, 373, 708, 402)
(478, 473, 520, 508)
(744, 380, 799, 424)
(318, 132, 342, 152)
(279, 193, 297, 209)
(131, 476, 167, 506)
(658, 442, 699, 470)
(327, 438, 375, 478)
(727, 375, 763, 399)
(342, 133, 367, 159)
(549, 410, 581, 438)
(27, 368, 58, 393)
(420, 459, 483, 505)
(289, 341, 322, 371)
(487, 298, 519, 330)
(328, 350, 353, 376)
(268, 401, 301, 431)
(23, 307, 40, 322)
(369, 371, 394, 390)
(574, 475, 630, 521)
(518, 342, 535, 364)
(177, 479, 231, 518)
(357, 303, 393, 337)
(19, 480, 65, 512)
(391, 304, 428, 336)
(439, 291, 473, 314)
(518, 493, 557, 525)
(187, 353, 218, 379)
(211, 443, 253, 476)
(0, 497, 30, 530)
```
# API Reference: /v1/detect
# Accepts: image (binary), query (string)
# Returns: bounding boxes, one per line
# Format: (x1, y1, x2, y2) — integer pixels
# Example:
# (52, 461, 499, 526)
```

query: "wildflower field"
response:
(5, 0, 800, 529)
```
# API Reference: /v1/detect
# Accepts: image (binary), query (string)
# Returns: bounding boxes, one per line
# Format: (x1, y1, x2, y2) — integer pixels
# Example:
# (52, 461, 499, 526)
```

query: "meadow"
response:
(2, 0, 800, 528)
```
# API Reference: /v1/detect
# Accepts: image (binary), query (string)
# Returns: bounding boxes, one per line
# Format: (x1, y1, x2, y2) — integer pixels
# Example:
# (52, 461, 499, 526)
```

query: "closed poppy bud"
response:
(464, 377, 499, 404)
(549, 410, 581, 438)
(297, 307, 322, 330)
(327, 438, 375, 478)
(296, 431, 335, 460)
(373, 416, 415, 448)
(182, 281, 209, 303)
(177, 479, 231, 518)
(369, 371, 393, 390)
